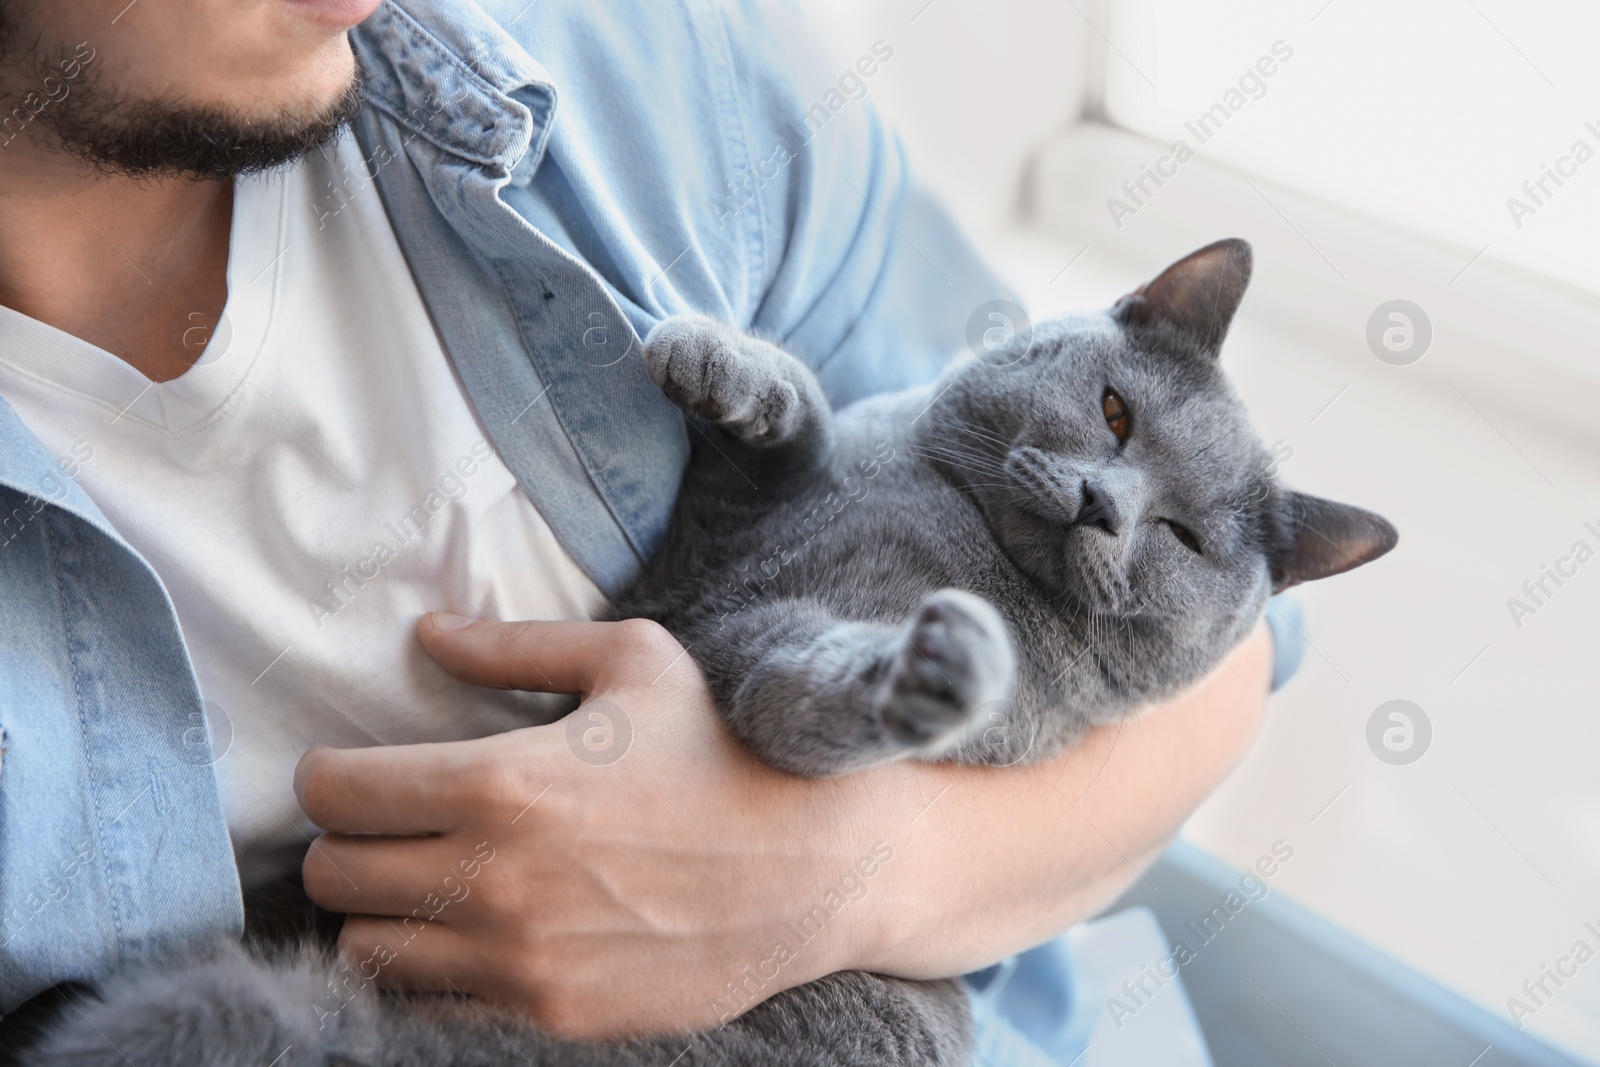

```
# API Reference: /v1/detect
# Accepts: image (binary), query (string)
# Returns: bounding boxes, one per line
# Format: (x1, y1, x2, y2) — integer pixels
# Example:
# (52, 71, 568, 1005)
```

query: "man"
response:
(0, 0, 1290, 1061)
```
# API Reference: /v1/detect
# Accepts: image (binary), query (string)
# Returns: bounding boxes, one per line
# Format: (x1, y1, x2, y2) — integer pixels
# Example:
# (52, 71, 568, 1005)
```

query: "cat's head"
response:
(923, 239, 1396, 687)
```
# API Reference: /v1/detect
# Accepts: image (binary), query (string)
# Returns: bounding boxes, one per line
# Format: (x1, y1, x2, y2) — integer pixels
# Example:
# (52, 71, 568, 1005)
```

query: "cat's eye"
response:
(1167, 521, 1202, 554)
(1102, 388, 1131, 442)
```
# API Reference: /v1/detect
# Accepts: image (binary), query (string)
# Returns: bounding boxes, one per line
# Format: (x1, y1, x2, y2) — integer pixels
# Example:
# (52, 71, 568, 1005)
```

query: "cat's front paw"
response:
(643, 315, 805, 447)
(879, 590, 1016, 752)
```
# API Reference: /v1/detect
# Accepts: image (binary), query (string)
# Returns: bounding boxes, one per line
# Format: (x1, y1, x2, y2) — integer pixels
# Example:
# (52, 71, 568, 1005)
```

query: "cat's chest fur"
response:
(635, 388, 1127, 760)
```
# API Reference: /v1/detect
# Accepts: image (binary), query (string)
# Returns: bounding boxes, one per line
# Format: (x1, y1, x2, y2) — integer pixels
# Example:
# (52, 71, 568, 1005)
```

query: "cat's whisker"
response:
(944, 422, 1013, 450)
(907, 441, 1010, 468)
(907, 450, 1013, 481)
(929, 448, 1011, 472)
(908, 440, 1004, 461)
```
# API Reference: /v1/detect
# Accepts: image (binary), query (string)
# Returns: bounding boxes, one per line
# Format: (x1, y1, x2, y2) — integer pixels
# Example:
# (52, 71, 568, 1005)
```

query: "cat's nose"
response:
(1074, 479, 1122, 534)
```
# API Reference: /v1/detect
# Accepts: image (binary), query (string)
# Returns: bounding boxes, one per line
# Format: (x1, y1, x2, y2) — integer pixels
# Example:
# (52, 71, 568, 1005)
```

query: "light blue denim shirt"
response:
(0, 1, 1302, 1059)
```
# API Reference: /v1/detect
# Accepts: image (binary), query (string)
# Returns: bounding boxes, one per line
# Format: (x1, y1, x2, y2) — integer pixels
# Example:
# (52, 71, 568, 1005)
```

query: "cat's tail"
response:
(22, 940, 972, 1067)
(20, 939, 390, 1067)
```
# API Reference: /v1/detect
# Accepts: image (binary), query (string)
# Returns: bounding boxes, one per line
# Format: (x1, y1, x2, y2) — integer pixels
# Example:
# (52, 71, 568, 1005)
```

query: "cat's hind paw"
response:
(879, 590, 1016, 753)
(643, 315, 813, 449)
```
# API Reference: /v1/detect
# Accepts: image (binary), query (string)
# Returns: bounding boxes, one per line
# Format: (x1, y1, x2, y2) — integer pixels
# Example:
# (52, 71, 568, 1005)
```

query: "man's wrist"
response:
(803, 761, 944, 977)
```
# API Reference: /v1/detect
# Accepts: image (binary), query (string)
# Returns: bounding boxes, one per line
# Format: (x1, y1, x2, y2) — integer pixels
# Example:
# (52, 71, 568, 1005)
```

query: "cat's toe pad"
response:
(643, 316, 801, 446)
(880, 590, 1016, 751)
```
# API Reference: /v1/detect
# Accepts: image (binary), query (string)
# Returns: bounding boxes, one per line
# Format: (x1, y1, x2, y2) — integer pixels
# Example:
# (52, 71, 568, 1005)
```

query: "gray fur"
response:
(23, 239, 1395, 1066)
(26, 939, 970, 1067)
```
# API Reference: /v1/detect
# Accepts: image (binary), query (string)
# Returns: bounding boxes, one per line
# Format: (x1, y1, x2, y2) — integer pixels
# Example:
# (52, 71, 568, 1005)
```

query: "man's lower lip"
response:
(277, 0, 382, 29)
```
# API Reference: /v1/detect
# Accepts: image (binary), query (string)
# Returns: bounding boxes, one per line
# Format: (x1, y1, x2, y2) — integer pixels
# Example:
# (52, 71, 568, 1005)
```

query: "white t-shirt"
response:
(0, 132, 609, 886)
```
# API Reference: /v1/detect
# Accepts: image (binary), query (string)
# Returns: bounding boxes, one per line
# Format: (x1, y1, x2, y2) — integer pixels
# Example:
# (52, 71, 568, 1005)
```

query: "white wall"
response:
(1099, 0, 1600, 293)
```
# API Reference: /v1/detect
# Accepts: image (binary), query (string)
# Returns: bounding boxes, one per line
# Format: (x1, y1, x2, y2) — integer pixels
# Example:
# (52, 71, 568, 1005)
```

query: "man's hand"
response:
(296, 613, 1273, 1037)
(297, 614, 881, 1038)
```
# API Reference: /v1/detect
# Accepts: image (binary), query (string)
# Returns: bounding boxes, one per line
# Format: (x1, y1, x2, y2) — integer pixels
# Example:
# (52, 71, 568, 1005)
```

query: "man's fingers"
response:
(337, 913, 488, 994)
(296, 740, 535, 833)
(416, 613, 682, 693)
(303, 833, 487, 916)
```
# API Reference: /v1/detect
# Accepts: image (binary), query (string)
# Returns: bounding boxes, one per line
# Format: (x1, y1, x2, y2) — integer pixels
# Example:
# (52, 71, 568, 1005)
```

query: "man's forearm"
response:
(838, 623, 1274, 980)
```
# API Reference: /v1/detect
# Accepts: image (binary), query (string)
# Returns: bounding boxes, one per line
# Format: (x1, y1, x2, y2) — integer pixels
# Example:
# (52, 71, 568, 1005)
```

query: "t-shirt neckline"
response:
(0, 159, 290, 434)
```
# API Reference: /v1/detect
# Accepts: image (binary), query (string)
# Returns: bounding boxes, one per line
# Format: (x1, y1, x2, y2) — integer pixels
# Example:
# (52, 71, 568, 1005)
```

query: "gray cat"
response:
(23, 239, 1395, 1067)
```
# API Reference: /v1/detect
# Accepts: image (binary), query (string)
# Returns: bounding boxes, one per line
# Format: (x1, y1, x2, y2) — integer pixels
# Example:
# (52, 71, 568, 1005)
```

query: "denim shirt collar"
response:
(347, 0, 683, 598)
(351, 0, 557, 186)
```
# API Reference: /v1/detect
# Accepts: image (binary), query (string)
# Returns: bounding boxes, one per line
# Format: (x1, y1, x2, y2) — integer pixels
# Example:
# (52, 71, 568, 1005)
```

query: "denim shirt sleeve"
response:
(481, 0, 1015, 404)
(711, 2, 1019, 404)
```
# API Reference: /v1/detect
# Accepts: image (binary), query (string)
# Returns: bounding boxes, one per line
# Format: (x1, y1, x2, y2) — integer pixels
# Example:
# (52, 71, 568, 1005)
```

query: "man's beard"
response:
(0, 12, 364, 181)
(40, 78, 365, 180)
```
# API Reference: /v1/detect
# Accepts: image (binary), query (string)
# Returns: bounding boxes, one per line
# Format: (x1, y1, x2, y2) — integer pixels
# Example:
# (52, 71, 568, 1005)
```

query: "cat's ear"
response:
(1270, 491, 1398, 592)
(1113, 238, 1252, 354)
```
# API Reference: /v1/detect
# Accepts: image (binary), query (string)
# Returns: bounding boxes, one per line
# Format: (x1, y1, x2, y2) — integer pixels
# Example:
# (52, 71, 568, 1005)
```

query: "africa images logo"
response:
(1366, 700, 1431, 766)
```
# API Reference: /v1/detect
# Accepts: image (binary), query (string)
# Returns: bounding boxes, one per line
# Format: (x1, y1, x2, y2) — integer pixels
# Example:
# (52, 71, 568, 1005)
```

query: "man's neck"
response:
(0, 142, 233, 384)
